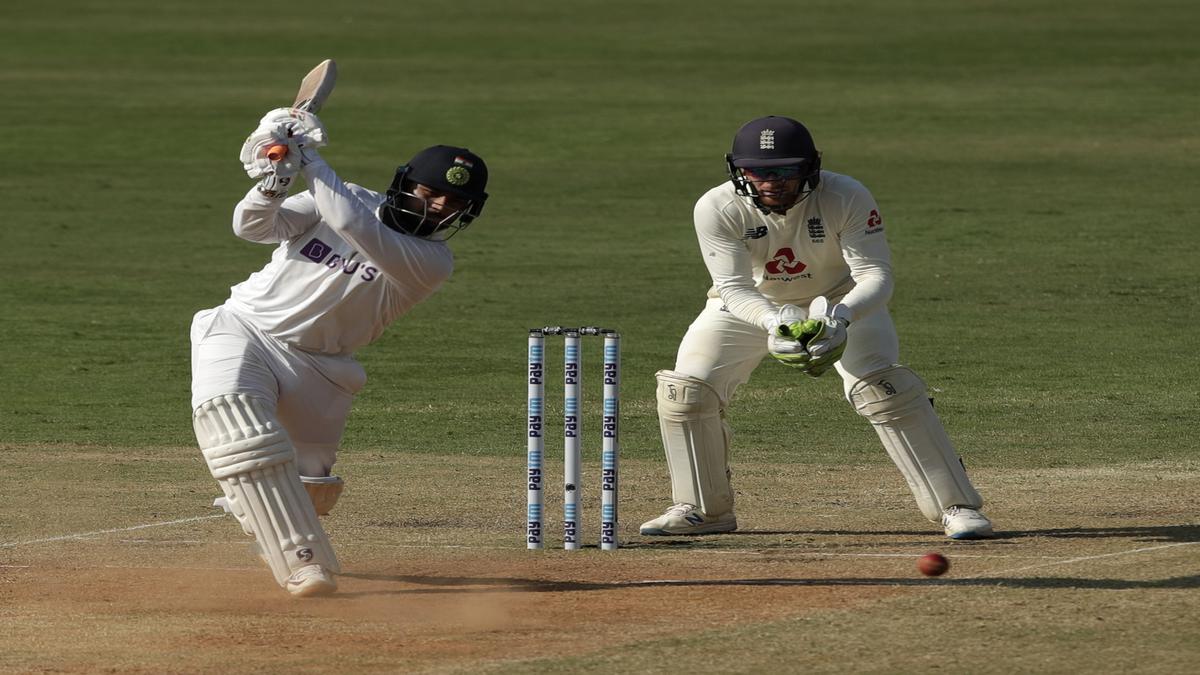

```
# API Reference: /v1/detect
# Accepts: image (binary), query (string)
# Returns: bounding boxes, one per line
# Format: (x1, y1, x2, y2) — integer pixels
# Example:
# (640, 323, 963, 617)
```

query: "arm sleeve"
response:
(232, 187, 322, 243)
(301, 159, 453, 290)
(693, 196, 779, 331)
(834, 182, 893, 322)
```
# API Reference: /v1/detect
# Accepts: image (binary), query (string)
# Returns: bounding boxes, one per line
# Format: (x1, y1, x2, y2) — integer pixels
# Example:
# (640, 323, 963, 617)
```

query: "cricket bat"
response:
(264, 59, 338, 161)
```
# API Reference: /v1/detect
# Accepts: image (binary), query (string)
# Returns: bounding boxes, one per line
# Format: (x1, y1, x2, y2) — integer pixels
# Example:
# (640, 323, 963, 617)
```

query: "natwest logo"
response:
(765, 247, 807, 275)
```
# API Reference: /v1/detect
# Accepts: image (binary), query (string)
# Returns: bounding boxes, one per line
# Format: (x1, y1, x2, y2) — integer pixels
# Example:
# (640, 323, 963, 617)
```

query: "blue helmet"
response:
(726, 116, 821, 214)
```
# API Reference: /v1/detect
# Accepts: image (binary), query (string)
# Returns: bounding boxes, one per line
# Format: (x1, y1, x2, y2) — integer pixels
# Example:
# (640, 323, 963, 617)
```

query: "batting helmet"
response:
(380, 145, 489, 240)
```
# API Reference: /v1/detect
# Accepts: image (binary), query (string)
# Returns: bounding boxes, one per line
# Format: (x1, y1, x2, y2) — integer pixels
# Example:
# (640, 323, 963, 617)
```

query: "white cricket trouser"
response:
(190, 307, 366, 477)
(674, 297, 899, 403)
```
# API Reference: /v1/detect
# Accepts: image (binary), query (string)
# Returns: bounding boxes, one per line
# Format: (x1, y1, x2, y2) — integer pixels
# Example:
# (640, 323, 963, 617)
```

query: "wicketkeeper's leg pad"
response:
(300, 475, 344, 516)
(848, 366, 983, 521)
(655, 370, 735, 516)
(193, 394, 340, 585)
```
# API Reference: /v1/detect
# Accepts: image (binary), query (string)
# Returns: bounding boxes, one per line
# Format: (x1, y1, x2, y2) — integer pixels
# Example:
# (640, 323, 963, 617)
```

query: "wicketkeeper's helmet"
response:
(380, 145, 489, 240)
(726, 116, 821, 214)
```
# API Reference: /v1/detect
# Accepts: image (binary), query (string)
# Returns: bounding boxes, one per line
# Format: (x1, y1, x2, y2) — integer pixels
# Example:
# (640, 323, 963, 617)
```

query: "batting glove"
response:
(239, 108, 328, 179)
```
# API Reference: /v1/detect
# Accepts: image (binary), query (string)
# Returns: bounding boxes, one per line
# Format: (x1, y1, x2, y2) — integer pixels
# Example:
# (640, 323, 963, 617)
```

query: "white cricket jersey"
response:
(222, 159, 453, 355)
(693, 170, 893, 331)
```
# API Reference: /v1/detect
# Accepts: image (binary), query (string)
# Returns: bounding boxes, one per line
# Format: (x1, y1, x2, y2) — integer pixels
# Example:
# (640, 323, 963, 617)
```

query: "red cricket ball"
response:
(917, 552, 950, 577)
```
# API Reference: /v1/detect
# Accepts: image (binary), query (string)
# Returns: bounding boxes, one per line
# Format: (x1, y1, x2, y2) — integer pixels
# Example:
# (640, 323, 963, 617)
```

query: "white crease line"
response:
(102, 564, 254, 572)
(0, 515, 226, 548)
(963, 541, 1200, 578)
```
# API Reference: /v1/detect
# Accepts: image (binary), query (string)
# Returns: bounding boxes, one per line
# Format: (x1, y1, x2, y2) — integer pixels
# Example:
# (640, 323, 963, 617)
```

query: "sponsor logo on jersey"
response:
(764, 247, 813, 281)
(298, 237, 379, 282)
(743, 225, 768, 240)
(866, 209, 884, 233)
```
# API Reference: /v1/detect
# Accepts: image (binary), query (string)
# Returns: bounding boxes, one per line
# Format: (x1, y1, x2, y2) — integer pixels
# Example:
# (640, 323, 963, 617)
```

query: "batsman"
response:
(190, 68, 490, 596)
(640, 116, 995, 540)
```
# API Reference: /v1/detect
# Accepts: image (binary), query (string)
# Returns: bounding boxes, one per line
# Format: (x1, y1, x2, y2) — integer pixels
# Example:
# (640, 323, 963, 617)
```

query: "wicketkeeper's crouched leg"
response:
(847, 365, 993, 538)
(640, 370, 739, 535)
(193, 393, 340, 596)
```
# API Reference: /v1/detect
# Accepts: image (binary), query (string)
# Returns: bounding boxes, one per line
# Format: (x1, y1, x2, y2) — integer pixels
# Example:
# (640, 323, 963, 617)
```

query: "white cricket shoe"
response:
(285, 564, 337, 597)
(942, 506, 995, 540)
(639, 503, 738, 535)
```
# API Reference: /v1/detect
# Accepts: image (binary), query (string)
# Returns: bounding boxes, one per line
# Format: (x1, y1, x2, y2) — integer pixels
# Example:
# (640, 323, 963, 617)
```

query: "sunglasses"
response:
(741, 166, 805, 181)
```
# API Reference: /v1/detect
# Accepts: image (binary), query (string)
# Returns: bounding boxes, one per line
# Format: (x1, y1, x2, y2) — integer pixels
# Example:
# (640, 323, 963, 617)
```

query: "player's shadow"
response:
(990, 524, 1200, 543)
(335, 572, 1200, 595)
(625, 524, 1200, 548)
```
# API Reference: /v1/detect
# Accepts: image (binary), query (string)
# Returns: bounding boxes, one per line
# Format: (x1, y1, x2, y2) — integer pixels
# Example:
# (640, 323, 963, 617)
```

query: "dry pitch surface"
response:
(2, 448, 1198, 673)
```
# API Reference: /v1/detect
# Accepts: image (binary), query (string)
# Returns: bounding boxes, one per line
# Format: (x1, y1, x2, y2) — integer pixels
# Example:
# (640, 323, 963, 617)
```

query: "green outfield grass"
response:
(1, 1, 1198, 671)
(3, 0, 1197, 465)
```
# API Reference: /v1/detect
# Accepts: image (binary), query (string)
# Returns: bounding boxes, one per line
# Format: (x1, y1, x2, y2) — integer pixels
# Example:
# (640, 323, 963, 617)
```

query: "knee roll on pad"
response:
(848, 366, 982, 521)
(194, 394, 340, 584)
(655, 370, 734, 516)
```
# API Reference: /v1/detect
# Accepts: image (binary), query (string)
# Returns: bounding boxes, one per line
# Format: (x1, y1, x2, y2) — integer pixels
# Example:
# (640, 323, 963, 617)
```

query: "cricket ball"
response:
(917, 552, 950, 577)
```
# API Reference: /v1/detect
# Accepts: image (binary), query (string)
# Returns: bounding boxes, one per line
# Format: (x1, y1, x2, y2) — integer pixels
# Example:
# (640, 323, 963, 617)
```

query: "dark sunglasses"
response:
(741, 166, 805, 181)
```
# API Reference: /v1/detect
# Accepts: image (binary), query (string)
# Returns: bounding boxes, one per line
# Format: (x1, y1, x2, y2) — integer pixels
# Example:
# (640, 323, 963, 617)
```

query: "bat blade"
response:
(292, 59, 337, 113)
(265, 59, 338, 161)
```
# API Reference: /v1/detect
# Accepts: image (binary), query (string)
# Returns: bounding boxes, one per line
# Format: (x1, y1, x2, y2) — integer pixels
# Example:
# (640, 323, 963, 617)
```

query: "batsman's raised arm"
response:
(232, 189, 321, 243)
(233, 107, 329, 243)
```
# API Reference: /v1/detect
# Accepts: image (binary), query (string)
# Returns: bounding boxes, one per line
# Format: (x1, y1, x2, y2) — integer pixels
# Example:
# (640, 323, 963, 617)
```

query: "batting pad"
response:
(848, 366, 982, 521)
(300, 475, 344, 516)
(655, 370, 735, 516)
(193, 394, 340, 585)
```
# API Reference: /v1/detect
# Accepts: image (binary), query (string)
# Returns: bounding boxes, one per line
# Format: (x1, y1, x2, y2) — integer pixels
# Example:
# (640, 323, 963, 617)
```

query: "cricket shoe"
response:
(942, 506, 995, 540)
(639, 503, 738, 535)
(285, 564, 337, 597)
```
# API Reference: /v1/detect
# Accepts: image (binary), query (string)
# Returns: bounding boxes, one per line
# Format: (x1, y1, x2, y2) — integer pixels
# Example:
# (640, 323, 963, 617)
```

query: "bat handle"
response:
(265, 143, 288, 162)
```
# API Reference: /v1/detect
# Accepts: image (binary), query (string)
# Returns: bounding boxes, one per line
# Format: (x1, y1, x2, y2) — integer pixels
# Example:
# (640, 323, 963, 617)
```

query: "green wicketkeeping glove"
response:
(768, 319, 823, 369)
(800, 316, 849, 377)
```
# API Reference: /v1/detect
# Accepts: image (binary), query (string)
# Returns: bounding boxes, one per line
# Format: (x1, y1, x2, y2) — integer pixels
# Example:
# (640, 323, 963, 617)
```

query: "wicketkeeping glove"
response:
(769, 319, 821, 370)
(768, 297, 852, 377)
(795, 315, 848, 377)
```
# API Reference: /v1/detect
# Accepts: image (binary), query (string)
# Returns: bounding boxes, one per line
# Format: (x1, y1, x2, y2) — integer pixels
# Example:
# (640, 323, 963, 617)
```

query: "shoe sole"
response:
(286, 580, 337, 597)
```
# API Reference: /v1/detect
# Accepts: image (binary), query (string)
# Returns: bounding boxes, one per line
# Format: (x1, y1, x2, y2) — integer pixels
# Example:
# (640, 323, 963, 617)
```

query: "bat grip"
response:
(265, 144, 288, 162)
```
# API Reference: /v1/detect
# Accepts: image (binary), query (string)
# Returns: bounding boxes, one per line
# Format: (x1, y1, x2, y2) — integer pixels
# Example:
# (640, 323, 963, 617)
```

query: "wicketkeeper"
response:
(640, 116, 994, 540)
(190, 108, 489, 596)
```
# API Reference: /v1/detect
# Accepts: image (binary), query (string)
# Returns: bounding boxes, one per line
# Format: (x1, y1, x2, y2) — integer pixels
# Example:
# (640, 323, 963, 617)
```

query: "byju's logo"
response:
(759, 129, 775, 150)
(297, 237, 380, 282)
(300, 238, 333, 263)
(765, 247, 806, 275)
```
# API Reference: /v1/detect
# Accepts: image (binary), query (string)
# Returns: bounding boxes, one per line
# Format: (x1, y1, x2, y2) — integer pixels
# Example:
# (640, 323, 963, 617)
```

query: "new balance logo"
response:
(759, 130, 775, 150)
(684, 513, 705, 525)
